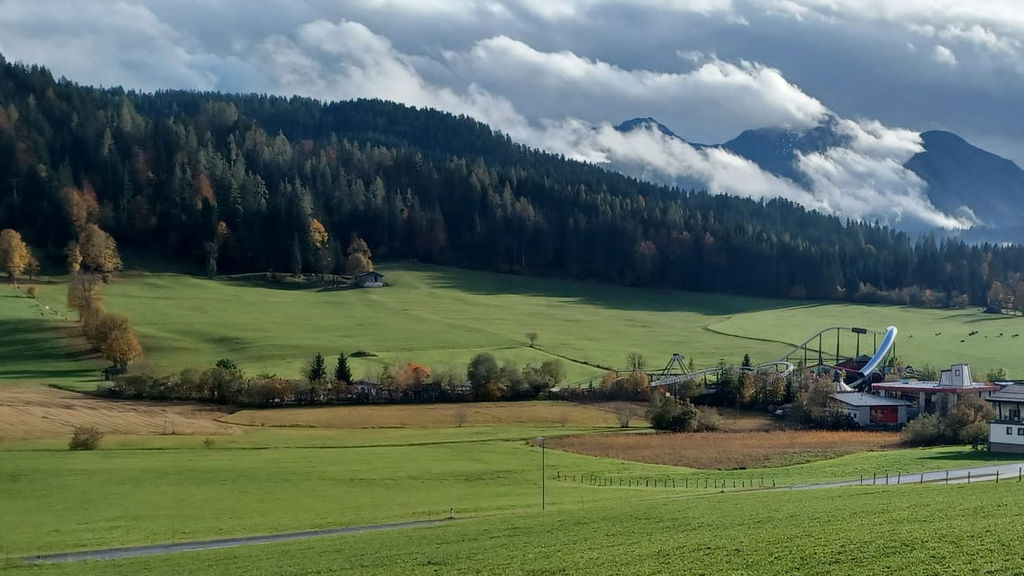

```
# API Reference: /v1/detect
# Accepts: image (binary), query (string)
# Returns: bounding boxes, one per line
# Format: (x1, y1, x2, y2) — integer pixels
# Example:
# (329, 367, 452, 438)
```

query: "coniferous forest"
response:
(1, 55, 1023, 306)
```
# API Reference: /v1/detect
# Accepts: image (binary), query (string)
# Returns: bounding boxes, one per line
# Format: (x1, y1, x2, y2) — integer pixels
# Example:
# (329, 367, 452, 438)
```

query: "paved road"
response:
(788, 462, 1024, 490)
(22, 518, 453, 564)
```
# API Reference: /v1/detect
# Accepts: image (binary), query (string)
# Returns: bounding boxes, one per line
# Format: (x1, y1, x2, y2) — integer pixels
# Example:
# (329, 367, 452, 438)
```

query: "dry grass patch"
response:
(0, 386, 239, 442)
(222, 401, 647, 429)
(547, 429, 903, 470)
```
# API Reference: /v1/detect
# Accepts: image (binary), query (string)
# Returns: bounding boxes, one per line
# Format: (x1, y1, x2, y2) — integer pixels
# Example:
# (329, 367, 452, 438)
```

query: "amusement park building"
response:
(873, 364, 999, 415)
(986, 384, 1024, 453)
(830, 393, 911, 426)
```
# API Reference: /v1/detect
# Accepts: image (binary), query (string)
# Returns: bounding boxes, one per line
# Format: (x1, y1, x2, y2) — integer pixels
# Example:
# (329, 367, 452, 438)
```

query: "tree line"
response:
(2, 56, 1024, 304)
(99, 352, 570, 407)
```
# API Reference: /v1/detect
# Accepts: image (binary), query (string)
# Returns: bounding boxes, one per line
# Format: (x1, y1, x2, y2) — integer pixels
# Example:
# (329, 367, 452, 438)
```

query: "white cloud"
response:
(933, 44, 958, 66)
(453, 37, 829, 132)
(0, 0, 218, 90)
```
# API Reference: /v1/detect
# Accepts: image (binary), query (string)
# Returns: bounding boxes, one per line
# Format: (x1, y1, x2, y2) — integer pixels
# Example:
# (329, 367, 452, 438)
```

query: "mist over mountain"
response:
(614, 117, 1024, 240)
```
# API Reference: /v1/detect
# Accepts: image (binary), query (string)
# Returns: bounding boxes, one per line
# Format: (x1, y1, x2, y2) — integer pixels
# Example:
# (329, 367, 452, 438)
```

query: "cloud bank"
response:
(1, 1, 1019, 230)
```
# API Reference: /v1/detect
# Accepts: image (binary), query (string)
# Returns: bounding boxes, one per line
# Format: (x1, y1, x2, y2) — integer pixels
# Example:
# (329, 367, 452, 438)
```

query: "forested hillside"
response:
(1, 55, 1022, 305)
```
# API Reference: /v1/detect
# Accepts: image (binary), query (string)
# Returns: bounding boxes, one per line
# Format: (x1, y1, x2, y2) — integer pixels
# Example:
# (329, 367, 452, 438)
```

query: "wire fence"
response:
(553, 465, 1024, 490)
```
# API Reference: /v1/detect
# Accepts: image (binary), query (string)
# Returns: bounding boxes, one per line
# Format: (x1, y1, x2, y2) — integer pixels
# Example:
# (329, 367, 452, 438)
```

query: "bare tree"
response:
(526, 331, 538, 347)
(626, 352, 647, 373)
(453, 405, 469, 428)
(615, 403, 634, 428)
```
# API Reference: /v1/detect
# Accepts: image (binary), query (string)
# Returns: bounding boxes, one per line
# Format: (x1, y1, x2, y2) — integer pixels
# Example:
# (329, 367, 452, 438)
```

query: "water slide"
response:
(847, 325, 897, 388)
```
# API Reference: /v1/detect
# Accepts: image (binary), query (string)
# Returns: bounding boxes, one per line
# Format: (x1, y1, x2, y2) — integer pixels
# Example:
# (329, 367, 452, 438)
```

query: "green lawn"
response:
(6, 477, 1023, 575)
(12, 262, 1023, 392)
(0, 424, 1016, 557)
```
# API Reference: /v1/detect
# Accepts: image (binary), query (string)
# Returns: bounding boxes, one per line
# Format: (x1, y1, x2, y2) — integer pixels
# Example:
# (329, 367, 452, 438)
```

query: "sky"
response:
(1, 0, 1022, 229)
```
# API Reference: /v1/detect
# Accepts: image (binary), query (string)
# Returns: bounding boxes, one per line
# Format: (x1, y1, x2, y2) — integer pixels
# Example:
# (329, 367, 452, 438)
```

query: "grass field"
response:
(6, 480, 1019, 576)
(8, 261, 1024, 393)
(0, 421, 1017, 559)
(5, 264, 1024, 574)
(222, 400, 646, 429)
(0, 386, 237, 441)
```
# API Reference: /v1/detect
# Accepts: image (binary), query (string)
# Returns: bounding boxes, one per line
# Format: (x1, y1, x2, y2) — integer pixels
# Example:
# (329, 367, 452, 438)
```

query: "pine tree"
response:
(334, 352, 353, 385)
(306, 352, 327, 384)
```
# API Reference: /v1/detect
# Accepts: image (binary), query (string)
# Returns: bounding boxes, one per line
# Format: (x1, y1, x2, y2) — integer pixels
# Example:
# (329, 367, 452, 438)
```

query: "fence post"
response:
(873, 472, 876, 485)
(645, 478, 649, 488)
(885, 471, 889, 485)
(860, 474, 863, 485)
(673, 478, 676, 488)
(685, 478, 688, 489)
(968, 471, 972, 484)
(897, 472, 901, 485)
(772, 479, 775, 488)
(996, 470, 1000, 484)
(945, 470, 949, 484)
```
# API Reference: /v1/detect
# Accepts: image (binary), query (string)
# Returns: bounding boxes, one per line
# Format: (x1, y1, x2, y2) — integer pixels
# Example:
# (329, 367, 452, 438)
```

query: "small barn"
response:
(830, 393, 911, 426)
(986, 384, 1024, 453)
(356, 271, 384, 288)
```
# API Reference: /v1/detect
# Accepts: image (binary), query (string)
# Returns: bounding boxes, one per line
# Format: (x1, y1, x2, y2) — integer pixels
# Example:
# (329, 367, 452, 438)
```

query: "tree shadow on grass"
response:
(917, 449, 1024, 463)
(0, 318, 104, 384)
(395, 262, 811, 315)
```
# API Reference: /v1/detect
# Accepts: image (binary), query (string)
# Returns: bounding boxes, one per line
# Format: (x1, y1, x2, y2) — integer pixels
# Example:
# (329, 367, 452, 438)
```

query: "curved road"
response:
(23, 518, 454, 564)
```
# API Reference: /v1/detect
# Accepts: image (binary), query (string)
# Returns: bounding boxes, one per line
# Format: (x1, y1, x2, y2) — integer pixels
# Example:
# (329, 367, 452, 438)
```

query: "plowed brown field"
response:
(547, 429, 903, 469)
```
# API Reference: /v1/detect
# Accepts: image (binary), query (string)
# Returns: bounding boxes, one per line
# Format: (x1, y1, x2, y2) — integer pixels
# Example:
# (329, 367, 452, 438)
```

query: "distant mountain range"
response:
(614, 117, 1024, 241)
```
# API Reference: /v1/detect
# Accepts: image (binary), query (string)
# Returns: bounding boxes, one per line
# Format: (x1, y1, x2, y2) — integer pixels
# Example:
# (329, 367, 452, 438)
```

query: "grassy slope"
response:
(0, 284, 103, 388)
(0, 424, 1015, 557)
(16, 261, 1023, 391)
(7, 481, 1023, 575)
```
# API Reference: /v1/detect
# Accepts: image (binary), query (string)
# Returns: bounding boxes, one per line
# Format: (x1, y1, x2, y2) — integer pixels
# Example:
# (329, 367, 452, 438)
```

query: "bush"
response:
(68, 426, 103, 450)
(694, 407, 724, 431)
(958, 420, 989, 447)
(648, 395, 699, 432)
(903, 413, 943, 446)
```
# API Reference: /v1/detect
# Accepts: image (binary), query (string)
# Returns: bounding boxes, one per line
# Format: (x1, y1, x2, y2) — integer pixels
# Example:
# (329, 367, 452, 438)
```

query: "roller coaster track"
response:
(649, 325, 896, 390)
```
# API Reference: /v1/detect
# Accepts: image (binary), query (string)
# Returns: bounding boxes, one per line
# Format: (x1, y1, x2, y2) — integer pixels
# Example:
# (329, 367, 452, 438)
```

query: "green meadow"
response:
(1, 428, 1021, 575)
(0, 427, 1014, 558)
(8, 261, 1024, 392)
(4, 264, 1024, 574)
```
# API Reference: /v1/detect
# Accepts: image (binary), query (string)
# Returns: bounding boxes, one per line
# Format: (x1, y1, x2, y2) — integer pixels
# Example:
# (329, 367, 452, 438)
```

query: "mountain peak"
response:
(615, 117, 680, 139)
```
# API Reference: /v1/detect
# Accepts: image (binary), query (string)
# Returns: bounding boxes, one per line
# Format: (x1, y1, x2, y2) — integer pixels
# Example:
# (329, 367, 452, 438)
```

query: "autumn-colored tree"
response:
(309, 219, 331, 278)
(79, 224, 123, 276)
(61, 184, 99, 231)
(204, 221, 230, 278)
(26, 253, 40, 279)
(67, 273, 102, 320)
(65, 241, 83, 275)
(102, 326, 143, 369)
(345, 236, 373, 275)
(0, 229, 32, 284)
(309, 218, 328, 249)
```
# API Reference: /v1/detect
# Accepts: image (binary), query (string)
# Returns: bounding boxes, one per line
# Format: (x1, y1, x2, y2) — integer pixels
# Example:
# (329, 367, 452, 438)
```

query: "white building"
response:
(830, 393, 911, 426)
(874, 363, 999, 415)
(986, 384, 1024, 453)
